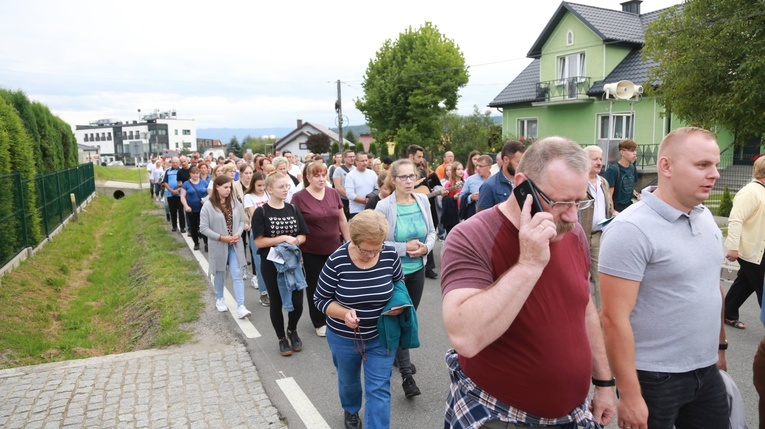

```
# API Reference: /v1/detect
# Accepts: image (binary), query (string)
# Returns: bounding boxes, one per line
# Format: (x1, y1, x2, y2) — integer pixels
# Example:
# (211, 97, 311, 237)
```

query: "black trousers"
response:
(724, 256, 765, 320)
(186, 211, 206, 246)
(260, 253, 304, 339)
(167, 197, 186, 229)
(303, 252, 329, 329)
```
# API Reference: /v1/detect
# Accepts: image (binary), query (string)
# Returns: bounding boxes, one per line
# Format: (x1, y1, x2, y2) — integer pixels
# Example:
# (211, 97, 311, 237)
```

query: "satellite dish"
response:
(603, 80, 639, 100)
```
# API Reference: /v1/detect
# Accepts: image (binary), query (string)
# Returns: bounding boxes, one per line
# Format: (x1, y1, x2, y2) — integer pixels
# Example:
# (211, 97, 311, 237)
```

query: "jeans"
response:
(213, 244, 245, 306)
(395, 267, 424, 377)
(248, 232, 267, 294)
(638, 364, 728, 429)
(326, 329, 395, 429)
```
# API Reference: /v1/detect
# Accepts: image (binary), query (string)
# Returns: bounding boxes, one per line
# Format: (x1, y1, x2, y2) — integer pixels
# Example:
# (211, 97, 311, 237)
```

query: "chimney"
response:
(297, 119, 303, 128)
(620, 0, 642, 14)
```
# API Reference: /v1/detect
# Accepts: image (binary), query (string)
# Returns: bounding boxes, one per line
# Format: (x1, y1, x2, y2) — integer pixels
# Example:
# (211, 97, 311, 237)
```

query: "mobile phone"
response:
(513, 179, 544, 216)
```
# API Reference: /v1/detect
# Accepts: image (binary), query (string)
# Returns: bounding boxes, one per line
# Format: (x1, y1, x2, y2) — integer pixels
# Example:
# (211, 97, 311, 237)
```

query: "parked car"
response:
(107, 161, 125, 167)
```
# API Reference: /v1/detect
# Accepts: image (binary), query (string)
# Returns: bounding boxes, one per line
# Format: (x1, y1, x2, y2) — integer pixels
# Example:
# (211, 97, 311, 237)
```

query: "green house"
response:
(488, 0, 745, 179)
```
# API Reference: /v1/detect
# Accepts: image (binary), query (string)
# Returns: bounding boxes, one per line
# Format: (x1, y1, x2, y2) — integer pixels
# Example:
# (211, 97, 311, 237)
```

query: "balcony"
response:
(533, 77, 593, 105)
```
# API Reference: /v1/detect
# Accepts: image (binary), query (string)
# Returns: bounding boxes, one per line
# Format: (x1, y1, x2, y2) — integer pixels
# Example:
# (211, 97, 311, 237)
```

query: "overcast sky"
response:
(0, 0, 679, 131)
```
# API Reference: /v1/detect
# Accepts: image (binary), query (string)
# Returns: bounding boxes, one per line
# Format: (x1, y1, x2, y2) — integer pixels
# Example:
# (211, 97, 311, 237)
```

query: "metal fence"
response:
(0, 163, 95, 267)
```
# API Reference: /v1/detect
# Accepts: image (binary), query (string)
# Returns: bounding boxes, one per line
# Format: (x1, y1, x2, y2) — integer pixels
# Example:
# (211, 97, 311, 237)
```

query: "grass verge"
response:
(95, 165, 148, 184)
(0, 192, 204, 369)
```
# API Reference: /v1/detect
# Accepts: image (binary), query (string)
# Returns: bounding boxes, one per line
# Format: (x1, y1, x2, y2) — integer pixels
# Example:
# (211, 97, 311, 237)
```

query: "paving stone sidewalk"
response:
(0, 343, 285, 429)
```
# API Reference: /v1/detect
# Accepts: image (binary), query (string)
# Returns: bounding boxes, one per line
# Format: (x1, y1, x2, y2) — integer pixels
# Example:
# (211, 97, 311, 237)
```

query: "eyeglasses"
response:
(355, 244, 384, 256)
(395, 174, 417, 182)
(530, 179, 594, 212)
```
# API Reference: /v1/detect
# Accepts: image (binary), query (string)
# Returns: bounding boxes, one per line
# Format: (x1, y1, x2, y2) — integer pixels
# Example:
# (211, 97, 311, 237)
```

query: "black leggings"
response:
(260, 254, 304, 339)
(303, 253, 329, 329)
(187, 211, 207, 246)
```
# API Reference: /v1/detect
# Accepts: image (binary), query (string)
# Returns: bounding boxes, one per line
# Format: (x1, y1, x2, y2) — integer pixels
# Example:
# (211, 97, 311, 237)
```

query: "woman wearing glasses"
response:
(314, 210, 404, 429)
(374, 159, 436, 399)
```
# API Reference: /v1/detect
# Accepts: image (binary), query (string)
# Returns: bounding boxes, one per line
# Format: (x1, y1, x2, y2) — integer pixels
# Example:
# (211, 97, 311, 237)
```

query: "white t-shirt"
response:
(289, 164, 302, 178)
(344, 169, 379, 214)
(244, 193, 269, 213)
(150, 166, 164, 183)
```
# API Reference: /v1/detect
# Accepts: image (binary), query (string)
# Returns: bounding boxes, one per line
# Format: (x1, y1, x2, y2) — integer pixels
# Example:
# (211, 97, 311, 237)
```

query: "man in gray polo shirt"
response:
(599, 127, 728, 429)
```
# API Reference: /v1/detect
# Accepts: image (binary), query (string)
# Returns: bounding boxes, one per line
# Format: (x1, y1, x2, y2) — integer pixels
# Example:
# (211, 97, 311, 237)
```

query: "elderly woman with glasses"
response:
(314, 210, 405, 429)
(374, 159, 435, 399)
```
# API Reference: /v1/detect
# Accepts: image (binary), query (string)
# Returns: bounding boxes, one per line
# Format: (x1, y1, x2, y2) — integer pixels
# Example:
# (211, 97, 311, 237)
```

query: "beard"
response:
(504, 164, 515, 176)
(556, 220, 575, 235)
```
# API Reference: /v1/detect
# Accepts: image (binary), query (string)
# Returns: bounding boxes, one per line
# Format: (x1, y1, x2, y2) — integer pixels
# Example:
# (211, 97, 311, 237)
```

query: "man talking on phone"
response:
(441, 137, 615, 428)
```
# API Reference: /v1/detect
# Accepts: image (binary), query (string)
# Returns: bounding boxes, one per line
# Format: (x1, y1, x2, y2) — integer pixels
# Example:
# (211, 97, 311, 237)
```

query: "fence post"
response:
(17, 173, 29, 248)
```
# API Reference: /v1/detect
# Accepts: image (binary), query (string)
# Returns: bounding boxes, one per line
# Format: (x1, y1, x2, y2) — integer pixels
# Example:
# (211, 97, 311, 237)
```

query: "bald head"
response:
(658, 127, 717, 159)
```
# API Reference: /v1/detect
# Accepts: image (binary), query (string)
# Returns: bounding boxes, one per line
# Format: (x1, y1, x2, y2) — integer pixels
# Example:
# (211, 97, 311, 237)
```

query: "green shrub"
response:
(718, 185, 733, 217)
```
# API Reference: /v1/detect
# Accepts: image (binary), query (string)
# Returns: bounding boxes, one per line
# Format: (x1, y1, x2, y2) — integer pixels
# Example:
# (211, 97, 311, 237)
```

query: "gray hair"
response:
(583, 145, 603, 157)
(516, 136, 589, 183)
(271, 156, 289, 170)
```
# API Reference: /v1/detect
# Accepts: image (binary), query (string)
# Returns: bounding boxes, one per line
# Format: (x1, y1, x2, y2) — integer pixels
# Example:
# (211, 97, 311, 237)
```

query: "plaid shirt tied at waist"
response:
(443, 348, 602, 429)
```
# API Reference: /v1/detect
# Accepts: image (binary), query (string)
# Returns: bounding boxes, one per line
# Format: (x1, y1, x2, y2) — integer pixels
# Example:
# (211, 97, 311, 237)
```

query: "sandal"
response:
(725, 319, 746, 329)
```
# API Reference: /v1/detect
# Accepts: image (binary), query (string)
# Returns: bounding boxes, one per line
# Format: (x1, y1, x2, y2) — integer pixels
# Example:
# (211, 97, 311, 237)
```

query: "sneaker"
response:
(171, 227, 178, 232)
(344, 411, 361, 429)
(215, 298, 227, 312)
(279, 338, 293, 356)
(260, 293, 270, 307)
(402, 375, 421, 398)
(315, 325, 327, 337)
(193, 243, 200, 251)
(250, 277, 259, 289)
(180, 228, 187, 233)
(237, 305, 251, 319)
(287, 329, 303, 352)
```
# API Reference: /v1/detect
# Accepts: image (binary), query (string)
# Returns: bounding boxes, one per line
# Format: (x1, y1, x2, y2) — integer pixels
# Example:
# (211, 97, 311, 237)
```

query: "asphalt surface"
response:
(1, 198, 762, 428)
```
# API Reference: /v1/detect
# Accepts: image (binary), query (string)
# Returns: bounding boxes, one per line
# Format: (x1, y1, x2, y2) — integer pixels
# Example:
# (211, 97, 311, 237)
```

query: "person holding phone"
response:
(440, 137, 615, 428)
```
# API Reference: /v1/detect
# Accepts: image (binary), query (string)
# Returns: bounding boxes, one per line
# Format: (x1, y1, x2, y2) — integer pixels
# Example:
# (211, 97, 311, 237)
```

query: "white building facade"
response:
(74, 109, 197, 163)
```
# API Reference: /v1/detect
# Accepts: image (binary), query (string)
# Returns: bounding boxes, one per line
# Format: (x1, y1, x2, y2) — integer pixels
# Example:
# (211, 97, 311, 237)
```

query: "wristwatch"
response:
(719, 340, 728, 351)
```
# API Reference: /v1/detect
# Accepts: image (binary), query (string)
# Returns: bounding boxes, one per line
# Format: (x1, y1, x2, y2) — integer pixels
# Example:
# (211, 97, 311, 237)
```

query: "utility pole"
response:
(336, 80, 343, 151)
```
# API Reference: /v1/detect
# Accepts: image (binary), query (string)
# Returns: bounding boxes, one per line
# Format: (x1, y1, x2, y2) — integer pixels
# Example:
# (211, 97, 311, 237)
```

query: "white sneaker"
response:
(242, 272, 248, 281)
(315, 325, 327, 337)
(237, 305, 251, 319)
(215, 298, 227, 312)
(251, 277, 259, 289)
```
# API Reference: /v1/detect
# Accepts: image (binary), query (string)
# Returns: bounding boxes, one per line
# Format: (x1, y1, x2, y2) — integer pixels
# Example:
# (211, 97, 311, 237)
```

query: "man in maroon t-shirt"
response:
(441, 137, 616, 428)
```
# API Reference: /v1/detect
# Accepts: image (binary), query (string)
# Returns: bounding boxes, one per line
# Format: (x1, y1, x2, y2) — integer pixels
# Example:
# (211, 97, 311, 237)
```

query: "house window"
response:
(83, 134, 88, 142)
(599, 113, 633, 140)
(90, 133, 94, 141)
(95, 133, 101, 142)
(299, 143, 308, 150)
(567, 31, 573, 46)
(107, 132, 112, 141)
(182, 129, 191, 135)
(175, 130, 178, 135)
(101, 132, 106, 141)
(558, 52, 585, 82)
(518, 119, 538, 139)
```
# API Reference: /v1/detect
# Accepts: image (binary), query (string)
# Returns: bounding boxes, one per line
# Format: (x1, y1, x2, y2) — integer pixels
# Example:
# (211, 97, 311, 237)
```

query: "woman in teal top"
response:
(374, 159, 435, 400)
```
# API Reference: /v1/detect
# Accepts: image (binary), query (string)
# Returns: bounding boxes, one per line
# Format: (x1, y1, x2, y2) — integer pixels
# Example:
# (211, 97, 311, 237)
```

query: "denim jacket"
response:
(273, 242, 308, 311)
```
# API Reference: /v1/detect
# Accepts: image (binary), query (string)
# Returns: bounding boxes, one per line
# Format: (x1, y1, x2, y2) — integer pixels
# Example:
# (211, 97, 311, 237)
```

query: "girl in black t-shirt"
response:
(253, 173, 309, 357)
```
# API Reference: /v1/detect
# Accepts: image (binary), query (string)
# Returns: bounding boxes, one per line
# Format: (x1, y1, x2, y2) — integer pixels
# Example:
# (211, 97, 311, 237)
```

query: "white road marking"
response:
(183, 233, 260, 338)
(276, 377, 330, 429)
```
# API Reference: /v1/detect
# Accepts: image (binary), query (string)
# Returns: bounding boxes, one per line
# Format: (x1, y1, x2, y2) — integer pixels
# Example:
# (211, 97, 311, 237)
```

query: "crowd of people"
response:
(146, 128, 758, 429)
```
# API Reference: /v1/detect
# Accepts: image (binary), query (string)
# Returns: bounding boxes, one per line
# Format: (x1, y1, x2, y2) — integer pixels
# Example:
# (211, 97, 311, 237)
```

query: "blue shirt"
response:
(477, 171, 513, 210)
(182, 179, 209, 212)
(163, 168, 180, 197)
(460, 173, 487, 204)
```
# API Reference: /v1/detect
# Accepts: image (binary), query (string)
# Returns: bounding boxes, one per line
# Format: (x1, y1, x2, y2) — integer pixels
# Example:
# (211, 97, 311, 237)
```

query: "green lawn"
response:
(94, 165, 149, 184)
(0, 193, 204, 369)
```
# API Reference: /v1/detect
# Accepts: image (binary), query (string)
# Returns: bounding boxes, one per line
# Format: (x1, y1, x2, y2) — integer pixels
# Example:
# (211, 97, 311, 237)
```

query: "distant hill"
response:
(196, 128, 293, 141)
(200, 116, 501, 142)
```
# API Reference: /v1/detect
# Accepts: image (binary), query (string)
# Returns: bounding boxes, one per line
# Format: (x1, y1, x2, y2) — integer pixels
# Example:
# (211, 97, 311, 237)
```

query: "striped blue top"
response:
(314, 243, 404, 340)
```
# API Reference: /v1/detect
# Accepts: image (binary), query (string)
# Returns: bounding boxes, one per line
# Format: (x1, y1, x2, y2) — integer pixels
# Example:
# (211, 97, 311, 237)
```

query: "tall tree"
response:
(644, 1, 765, 143)
(440, 106, 502, 164)
(344, 130, 358, 144)
(356, 22, 469, 156)
(226, 136, 243, 158)
(305, 133, 331, 155)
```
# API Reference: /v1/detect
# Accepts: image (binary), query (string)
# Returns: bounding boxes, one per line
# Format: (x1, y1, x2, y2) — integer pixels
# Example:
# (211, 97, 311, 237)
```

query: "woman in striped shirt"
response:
(314, 210, 404, 429)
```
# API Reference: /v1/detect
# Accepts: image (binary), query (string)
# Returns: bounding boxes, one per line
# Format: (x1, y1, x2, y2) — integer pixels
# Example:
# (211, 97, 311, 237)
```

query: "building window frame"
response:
(566, 30, 574, 46)
(518, 118, 538, 140)
(598, 113, 634, 140)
